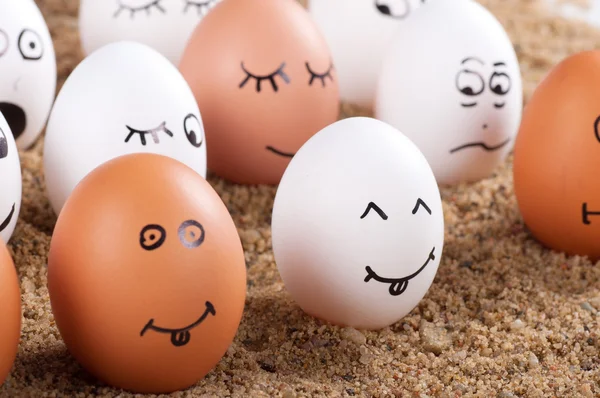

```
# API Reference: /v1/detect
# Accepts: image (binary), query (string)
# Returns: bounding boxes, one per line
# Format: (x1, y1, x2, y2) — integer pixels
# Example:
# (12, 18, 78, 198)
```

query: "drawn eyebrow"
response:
(493, 62, 506, 67)
(412, 198, 432, 215)
(461, 57, 484, 65)
(360, 202, 388, 220)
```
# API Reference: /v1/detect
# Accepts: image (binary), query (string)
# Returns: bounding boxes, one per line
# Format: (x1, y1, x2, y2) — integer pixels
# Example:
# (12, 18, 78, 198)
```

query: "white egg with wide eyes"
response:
(0, 0, 57, 149)
(79, 0, 222, 66)
(0, 112, 22, 244)
(43, 41, 207, 216)
(307, 0, 426, 107)
(375, 0, 523, 186)
(272, 117, 444, 330)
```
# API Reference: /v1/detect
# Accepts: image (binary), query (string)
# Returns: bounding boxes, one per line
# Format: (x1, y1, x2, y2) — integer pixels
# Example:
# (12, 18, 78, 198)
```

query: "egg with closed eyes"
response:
(43, 41, 207, 216)
(79, 0, 222, 65)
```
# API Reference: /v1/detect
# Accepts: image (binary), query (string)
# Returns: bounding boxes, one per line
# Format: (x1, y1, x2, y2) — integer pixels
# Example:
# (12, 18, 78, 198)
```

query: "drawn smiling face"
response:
(0, 113, 22, 244)
(272, 117, 445, 330)
(179, 0, 340, 185)
(79, 0, 222, 65)
(43, 41, 207, 217)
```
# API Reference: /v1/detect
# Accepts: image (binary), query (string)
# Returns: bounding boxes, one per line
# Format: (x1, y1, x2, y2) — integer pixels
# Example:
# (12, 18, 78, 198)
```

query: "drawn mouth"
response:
(0, 102, 26, 139)
(364, 247, 436, 296)
(266, 146, 295, 158)
(0, 203, 15, 233)
(582, 203, 600, 225)
(449, 138, 511, 154)
(140, 301, 216, 347)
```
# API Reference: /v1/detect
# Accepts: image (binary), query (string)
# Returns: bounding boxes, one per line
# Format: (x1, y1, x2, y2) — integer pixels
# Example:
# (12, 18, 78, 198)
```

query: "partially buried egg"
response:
(44, 41, 207, 217)
(179, 0, 340, 185)
(47, 153, 247, 394)
(513, 50, 600, 260)
(0, 239, 22, 386)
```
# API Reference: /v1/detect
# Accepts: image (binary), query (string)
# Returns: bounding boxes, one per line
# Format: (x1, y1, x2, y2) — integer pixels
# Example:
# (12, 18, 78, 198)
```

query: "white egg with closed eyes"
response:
(43, 41, 207, 216)
(272, 117, 444, 330)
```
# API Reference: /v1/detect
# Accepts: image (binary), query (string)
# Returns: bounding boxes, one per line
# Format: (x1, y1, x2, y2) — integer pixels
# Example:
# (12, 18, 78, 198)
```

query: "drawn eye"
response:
(456, 69, 484, 97)
(239, 62, 290, 93)
(360, 202, 388, 220)
(183, 114, 204, 148)
(18, 29, 43, 61)
(306, 61, 334, 87)
(412, 198, 431, 215)
(0, 128, 7, 159)
(374, 0, 410, 19)
(114, 0, 166, 18)
(489, 72, 511, 95)
(183, 0, 220, 15)
(124, 121, 173, 146)
(140, 224, 166, 251)
(0, 29, 8, 57)
(178, 220, 205, 249)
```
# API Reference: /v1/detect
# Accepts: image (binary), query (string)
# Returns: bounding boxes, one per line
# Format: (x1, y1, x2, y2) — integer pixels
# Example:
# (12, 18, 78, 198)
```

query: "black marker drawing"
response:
(0, 204, 15, 233)
(489, 71, 511, 95)
(266, 146, 295, 158)
(306, 62, 334, 87)
(364, 247, 436, 296)
(594, 115, 600, 143)
(0, 127, 7, 159)
(449, 138, 511, 154)
(140, 224, 167, 251)
(18, 29, 43, 61)
(374, 0, 411, 19)
(582, 203, 600, 225)
(239, 62, 290, 93)
(183, 0, 218, 15)
(360, 202, 388, 220)
(0, 103, 26, 140)
(140, 301, 216, 347)
(178, 220, 205, 249)
(125, 121, 173, 145)
(114, 0, 166, 18)
(0, 29, 8, 57)
(412, 198, 431, 215)
(184, 114, 203, 148)
(456, 67, 484, 108)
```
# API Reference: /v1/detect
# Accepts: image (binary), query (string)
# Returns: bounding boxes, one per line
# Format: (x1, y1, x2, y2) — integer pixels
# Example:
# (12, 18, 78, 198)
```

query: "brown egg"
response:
(513, 50, 600, 259)
(47, 153, 247, 394)
(179, 0, 340, 185)
(0, 240, 20, 386)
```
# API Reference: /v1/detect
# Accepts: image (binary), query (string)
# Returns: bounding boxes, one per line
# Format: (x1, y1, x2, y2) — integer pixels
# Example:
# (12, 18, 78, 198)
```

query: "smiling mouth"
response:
(0, 203, 15, 233)
(449, 138, 511, 154)
(364, 247, 436, 296)
(266, 146, 295, 158)
(582, 203, 600, 225)
(140, 301, 216, 347)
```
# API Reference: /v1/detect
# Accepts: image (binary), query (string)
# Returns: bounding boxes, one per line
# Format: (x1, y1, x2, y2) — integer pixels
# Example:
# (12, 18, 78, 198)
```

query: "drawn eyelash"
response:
(183, 0, 219, 15)
(306, 62, 334, 87)
(124, 121, 173, 146)
(114, 0, 166, 18)
(239, 62, 290, 93)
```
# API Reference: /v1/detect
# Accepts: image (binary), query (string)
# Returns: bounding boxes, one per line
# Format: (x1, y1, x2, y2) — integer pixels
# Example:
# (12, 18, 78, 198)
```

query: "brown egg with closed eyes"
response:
(47, 153, 247, 394)
(179, 0, 340, 185)
(0, 240, 21, 387)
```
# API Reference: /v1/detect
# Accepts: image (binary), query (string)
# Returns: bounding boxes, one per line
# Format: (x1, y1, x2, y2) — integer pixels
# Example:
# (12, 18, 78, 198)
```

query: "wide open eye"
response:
(18, 29, 43, 61)
(489, 71, 511, 95)
(178, 220, 205, 249)
(456, 69, 485, 97)
(412, 198, 431, 215)
(239, 62, 290, 93)
(360, 202, 388, 220)
(140, 224, 166, 251)
(0, 29, 8, 57)
(306, 61, 334, 88)
(114, 0, 166, 18)
(374, 0, 410, 19)
(0, 128, 7, 159)
(183, 114, 204, 148)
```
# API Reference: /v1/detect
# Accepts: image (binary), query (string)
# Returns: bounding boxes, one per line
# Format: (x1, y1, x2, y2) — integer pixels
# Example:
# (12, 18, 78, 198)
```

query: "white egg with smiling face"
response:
(79, 0, 222, 66)
(272, 117, 444, 330)
(43, 41, 207, 216)
(375, 0, 523, 186)
(307, 0, 426, 107)
(0, 113, 22, 244)
(0, 0, 57, 149)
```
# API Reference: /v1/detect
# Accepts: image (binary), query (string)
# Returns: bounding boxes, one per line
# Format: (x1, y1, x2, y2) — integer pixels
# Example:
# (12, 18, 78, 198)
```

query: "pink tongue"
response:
(171, 331, 191, 347)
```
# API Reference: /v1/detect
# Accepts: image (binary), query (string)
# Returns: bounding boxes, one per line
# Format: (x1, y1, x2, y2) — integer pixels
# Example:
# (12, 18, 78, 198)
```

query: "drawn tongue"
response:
(171, 331, 191, 347)
(389, 280, 409, 296)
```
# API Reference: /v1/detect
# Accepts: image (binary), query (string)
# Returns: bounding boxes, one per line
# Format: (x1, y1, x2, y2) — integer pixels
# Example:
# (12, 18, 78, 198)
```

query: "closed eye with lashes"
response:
(306, 62, 334, 87)
(183, 0, 219, 15)
(239, 62, 290, 93)
(114, 0, 166, 18)
(124, 121, 173, 146)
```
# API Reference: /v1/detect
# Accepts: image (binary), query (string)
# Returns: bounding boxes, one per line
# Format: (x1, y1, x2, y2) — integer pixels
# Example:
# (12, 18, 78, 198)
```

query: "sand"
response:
(2, 0, 600, 396)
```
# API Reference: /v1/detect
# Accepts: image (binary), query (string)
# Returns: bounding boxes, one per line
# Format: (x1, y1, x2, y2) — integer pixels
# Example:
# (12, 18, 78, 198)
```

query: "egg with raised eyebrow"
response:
(43, 40, 207, 216)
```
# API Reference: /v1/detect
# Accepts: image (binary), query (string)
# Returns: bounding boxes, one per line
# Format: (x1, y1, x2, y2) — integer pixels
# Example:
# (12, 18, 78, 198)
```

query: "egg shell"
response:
(0, 112, 22, 244)
(179, 0, 340, 185)
(79, 0, 222, 65)
(47, 153, 246, 394)
(271, 117, 444, 330)
(0, 239, 22, 386)
(43, 41, 207, 217)
(307, 0, 425, 107)
(0, 0, 57, 149)
(375, 0, 523, 185)
(513, 50, 600, 259)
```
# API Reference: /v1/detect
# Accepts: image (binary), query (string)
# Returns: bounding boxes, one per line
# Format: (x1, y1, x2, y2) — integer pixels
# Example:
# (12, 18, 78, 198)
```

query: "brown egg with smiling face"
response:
(179, 0, 340, 185)
(0, 240, 21, 387)
(47, 153, 247, 394)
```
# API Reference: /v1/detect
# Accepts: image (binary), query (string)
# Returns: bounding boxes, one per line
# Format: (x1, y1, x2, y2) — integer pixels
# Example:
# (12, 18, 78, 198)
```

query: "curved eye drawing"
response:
(178, 220, 205, 249)
(114, 0, 166, 18)
(594, 115, 600, 144)
(184, 114, 204, 148)
(140, 224, 166, 251)
(489, 72, 511, 95)
(412, 198, 431, 215)
(306, 62, 334, 87)
(0, 128, 8, 159)
(374, 0, 410, 19)
(183, 0, 219, 15)
(360, 202, 388, 220)
(456, 69, 485, 97)
(124, 121, 173, 146)
(0, 29, 8, 57)
(239, 62, 290, 93)
(18, 29, 43, 61)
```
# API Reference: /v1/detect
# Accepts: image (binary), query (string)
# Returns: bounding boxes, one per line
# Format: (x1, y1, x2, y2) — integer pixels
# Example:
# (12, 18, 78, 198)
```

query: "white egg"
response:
(0, 112, 22, 244)
(79, 0, 222, 66)
(43, 41, 207, 216)
(272, 117, 444, 330)
(307, 0, 426, 107)
(0, 0, 57, 149)
(375, 0, 523, 186)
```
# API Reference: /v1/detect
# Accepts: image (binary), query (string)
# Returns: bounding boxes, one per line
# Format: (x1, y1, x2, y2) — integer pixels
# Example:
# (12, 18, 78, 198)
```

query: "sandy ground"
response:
(2, 0, 600, 396)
